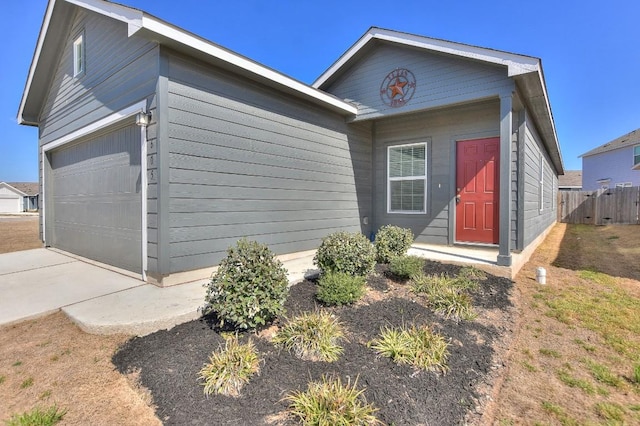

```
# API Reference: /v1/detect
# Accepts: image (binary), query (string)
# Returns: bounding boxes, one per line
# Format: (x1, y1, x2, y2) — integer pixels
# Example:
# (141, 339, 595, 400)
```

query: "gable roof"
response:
(7, 182, 40, 196)
(580, 128, 640, 158)
(18, 0, 357, 126)
(313, 27, 564, 174)
(557, 171, 582, 189)
(0, 182, 28, 197)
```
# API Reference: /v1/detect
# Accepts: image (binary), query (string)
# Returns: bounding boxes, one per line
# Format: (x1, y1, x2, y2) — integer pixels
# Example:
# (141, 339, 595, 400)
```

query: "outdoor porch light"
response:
(362, 216, 369, 225)
(136, 111, 151, 126)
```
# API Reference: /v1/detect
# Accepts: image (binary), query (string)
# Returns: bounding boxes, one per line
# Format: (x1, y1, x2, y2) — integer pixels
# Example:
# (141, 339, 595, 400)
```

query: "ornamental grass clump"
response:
(5, 405, 67, 426)
(198, 336, 260, 397)
(388, 255, 425, 280)
(314, 231, 376, 277)
(273, 311, 345, 362)
(411, 272, 477, 321)
(370, 324, 450, 373)
(285, 375, 382, 426)
(202, 238, 289, 330)
(374, 225, 414, 263)
(316, 272, 366, 306)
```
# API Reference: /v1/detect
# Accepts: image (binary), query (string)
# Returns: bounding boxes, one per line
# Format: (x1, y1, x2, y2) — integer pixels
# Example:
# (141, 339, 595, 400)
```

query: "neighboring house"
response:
(558, 170, 582, 191)
(580, 128, 640, 190)
(18, 0, 563, 284)
(0, 182, 39, 213)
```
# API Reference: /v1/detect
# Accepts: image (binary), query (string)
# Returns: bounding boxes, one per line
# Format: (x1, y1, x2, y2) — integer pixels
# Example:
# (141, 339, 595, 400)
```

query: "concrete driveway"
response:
(0, 248, 144, 326)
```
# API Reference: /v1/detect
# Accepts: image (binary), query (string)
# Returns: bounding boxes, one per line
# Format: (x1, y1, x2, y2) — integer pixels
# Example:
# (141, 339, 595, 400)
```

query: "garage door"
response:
(47, 123, 141, 273)
(0, 196, 21, 213)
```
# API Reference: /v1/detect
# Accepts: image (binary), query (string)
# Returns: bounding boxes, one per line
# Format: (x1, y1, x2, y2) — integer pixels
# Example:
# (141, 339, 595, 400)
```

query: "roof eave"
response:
(313, 27, 541, 89)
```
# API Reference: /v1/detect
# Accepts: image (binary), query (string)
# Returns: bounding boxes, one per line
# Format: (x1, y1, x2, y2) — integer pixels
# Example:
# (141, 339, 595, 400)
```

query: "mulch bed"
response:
(113, 261, 514, 425)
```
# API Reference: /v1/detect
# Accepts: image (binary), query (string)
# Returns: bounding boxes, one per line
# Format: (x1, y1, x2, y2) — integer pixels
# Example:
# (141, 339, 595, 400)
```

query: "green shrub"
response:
(374, 225, 414, 263)
(202, 238, 289, 330)
(458, 266, 487, 281)
(388, 255, 424, 279)
(370, 324, 450, 373)
(316, 272, 366, 306)
(314, 231, 375, 276)
(198, 336, 260, 397)
(411, 273, 476, 321)
(273, 311, 345, 362)
(285, 375, 382, 425)
(5, 405, 66, 426)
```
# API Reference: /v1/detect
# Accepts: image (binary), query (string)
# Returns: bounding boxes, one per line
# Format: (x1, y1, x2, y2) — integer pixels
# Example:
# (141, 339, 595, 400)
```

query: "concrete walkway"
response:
(0, 248, 318, 337)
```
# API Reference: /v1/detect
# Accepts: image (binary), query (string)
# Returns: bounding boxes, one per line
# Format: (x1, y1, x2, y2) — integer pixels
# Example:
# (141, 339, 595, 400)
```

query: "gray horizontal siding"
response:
(326, 43, 513, 121)
(166, 54, 372, 273)
(39, 8, 158, 145)
(522, 118, 557, 247)
(373, 100, 500, 244)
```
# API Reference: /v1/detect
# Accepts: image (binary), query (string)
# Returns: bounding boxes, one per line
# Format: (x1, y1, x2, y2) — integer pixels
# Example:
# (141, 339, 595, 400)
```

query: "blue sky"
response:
(2, 0, 638, 182)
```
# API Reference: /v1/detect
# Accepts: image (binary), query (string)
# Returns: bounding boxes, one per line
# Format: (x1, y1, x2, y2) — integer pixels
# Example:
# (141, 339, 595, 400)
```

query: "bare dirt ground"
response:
(1, 222, 639, 425)
(0, 215, 42, 253)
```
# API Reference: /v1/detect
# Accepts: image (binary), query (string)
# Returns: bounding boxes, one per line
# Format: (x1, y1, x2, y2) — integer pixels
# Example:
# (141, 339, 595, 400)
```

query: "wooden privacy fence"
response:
(558, 187, 640, 225)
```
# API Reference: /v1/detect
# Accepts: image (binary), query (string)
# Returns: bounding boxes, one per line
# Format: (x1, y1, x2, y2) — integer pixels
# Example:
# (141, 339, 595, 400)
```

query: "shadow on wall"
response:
(551, 223, 640, 282)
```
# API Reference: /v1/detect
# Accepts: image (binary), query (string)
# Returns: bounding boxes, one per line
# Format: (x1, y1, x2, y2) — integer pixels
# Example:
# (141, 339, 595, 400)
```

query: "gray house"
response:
(19, 0, 563, 285)
(580, 128, 640, 190)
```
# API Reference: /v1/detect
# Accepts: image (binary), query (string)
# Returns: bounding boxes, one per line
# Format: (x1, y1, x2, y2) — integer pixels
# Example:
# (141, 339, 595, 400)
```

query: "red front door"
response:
(455, 137, 499, 244)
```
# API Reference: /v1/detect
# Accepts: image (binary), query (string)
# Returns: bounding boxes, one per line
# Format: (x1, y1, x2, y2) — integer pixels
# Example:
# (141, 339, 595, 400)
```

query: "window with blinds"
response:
(387, 143, 427, 213)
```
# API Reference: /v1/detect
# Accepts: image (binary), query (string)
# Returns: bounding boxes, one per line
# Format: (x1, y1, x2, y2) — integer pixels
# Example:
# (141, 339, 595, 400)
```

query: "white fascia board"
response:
(65, 0, 143, 35)
(42, 100, 146, 152)
(314, 28, 541, 88)
(139, 16, 357, 115)
(17, 0, 57, 125)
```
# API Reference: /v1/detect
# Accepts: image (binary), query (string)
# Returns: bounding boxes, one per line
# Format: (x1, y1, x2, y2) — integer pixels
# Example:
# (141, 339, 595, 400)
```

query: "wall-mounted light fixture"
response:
(362, 216, 369, 225)
(136, 111, 151, 126)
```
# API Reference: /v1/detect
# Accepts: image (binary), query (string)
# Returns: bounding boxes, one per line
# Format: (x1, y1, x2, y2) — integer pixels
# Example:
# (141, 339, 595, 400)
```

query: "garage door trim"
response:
(42, 100, 149, 280)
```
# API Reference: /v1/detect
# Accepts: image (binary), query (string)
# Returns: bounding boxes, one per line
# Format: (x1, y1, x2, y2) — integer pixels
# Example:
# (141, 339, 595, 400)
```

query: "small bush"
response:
(202, 238, 289, 330)
(285, 375, 382, 425)
(198, 336, 260, 397)
(458, 266, 487, 281)
(374, 225, 414, 263)
(370, 325, 450, 373)
(273, 311, 345, 362)
(316, 272, 366, 306)
(6, 405, 66, 426)
(314, 232, 376, 277)
(388, 255, 424, 279)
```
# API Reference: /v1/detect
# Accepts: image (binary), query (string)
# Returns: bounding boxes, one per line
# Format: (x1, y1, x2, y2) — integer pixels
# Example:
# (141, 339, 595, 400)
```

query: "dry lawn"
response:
(0, 216, 42, 253)
(488, 223, 640, 425)
(1, 221, 639, 425)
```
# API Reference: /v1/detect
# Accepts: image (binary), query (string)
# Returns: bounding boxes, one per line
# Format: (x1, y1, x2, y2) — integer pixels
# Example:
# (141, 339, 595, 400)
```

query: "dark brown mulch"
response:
(113, 261, 514, 426)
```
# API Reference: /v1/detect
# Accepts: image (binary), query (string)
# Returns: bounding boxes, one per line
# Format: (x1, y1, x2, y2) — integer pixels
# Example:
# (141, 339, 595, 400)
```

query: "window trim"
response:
(386, 142, 427, 214)
(634, 145, 640, 166)
(615, 182, 632, 188)
(73, 31, 85, 77)
(539, 154, 544, 213)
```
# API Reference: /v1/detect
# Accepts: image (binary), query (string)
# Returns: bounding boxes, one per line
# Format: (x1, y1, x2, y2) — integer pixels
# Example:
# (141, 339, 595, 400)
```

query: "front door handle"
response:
(455, 195, 461, 204)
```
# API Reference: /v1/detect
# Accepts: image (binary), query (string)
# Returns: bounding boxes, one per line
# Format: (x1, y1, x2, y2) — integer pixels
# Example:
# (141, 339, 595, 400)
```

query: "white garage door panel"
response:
(0, 197, 21, 213)
(48, 123, 141, 273)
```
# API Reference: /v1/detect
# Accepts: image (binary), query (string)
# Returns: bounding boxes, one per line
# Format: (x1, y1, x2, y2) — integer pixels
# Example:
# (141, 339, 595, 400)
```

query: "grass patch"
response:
(411, 273, 477, 321)
(541, 401, 579, 426)
(198, 336, 260, 397)
(458, 266, 487, 281)
(5, 405, 66, 426)
(522, 361, 538, 372)
(273, 310, 345, 362)
(20, 377, 34, 389)
(584, 359, 624, 388)
(0, 375, 5, 385)
(594, 401, 625, 422)
(369, 324, 450, 373)
(12, 361, 22, 367)
(542, 271, 640, 360)
(556, 369, 595, 394)
(633, 364, 640, 384)
(539, 348, 561, 358)
(285, 375, 382, 425)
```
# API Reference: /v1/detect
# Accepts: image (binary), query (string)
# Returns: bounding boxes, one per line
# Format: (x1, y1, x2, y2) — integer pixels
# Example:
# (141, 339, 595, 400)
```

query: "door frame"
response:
(450, 134, 501, 245)
(41, 100, 149, 280)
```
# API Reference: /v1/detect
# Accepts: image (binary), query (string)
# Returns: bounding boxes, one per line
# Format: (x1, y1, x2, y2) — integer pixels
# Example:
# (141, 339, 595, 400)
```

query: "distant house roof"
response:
(558, 170, 582, 189)
(6, 182, 39, 196)
(580, 128, 640, 158)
